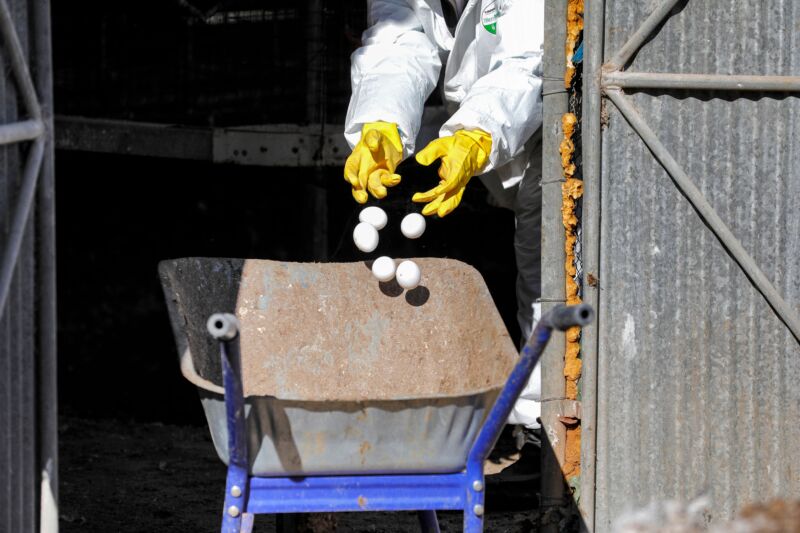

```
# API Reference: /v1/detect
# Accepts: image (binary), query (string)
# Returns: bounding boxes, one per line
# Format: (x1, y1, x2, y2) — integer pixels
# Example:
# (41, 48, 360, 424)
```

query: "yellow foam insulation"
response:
(565, 0, 584, 88)
(560, 111, 583, 481)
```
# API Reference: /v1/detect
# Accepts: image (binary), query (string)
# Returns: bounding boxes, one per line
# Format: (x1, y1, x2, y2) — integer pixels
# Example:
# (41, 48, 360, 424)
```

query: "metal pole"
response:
(580, 0, 606, 528)
(604, 71, 800, 92)
(0, 119, 43, 145)
(0, 0, 41, 119)
(31, 0, 57, 530)
(606, 88, 800, 343)
(30, 0, 57, 530)
(606, 0, 683, 70)
(540, 0, 568, 526)
(0, 138, 45, 321)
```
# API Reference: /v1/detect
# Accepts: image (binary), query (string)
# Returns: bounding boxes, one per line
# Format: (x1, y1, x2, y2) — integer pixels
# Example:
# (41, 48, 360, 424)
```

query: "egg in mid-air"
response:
(353, 222, 379, 253)
(359, 206, 388, 230)
(400, 213, 426, 239)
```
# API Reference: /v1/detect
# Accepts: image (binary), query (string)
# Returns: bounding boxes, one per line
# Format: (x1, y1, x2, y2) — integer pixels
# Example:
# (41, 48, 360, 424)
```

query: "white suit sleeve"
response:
(441, 0, 544, 173)
(344, 0, 442, 156)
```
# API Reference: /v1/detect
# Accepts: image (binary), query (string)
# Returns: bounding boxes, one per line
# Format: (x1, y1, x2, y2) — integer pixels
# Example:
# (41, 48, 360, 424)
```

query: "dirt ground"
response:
(60, 417, 562, 532)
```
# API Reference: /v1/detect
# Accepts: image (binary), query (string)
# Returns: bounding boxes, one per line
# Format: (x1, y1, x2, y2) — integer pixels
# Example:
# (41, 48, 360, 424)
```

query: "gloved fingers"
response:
(439, 155, 470, 191)
(415, 138, 448, 167)
(345, 146, 377, 185)
(343, 150, 363, 188)
(420, 192, 446, 216)
(436, 187, 466, 217)
(412, 182, 445, 203)
(352, 188, 368, 204)
(367, 170, 388, 199)
(380, 171, 402, 187)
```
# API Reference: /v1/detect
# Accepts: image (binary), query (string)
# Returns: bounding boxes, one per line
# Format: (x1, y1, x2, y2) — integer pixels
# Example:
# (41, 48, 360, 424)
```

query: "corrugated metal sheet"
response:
(0, 0, 54, 531)
(594, 0, 800, 529)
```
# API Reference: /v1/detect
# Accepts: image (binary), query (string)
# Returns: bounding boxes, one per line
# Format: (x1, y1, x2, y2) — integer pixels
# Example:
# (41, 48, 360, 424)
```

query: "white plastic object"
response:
(353, 222, 379, 253)
(359, 206, 388, 230)
(371, 256, 396, 282)
(396, 260, 421, 290)
(401, 213, 426, 239)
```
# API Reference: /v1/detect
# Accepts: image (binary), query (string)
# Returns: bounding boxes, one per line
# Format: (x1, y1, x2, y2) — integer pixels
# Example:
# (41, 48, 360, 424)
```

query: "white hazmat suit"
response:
(345, 0, 544, 429)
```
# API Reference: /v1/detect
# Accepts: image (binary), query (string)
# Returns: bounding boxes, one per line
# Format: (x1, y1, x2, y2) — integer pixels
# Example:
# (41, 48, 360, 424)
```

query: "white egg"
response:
(371, 256, 396, 282)
(396, 260, 421, 290)
(359, 206, 388, 230)
(401, 213, 426, 239)
(353, 222, 379, 253)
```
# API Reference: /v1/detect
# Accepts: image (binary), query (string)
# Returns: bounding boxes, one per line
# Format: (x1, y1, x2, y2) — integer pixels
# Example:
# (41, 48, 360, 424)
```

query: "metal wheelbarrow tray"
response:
(159, 257, 593, 532)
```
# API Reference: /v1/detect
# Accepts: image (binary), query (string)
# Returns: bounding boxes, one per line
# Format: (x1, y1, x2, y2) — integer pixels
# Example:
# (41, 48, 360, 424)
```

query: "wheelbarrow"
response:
(159, 257, 593, 532)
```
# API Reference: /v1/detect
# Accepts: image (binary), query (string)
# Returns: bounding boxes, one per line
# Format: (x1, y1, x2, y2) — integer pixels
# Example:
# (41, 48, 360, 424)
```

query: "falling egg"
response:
(396, 260, 421, 290)
(353, 222, 379, 253)
(359, 206, 388, 230)
(401, 213, 426, 239)
(371, 256, 396, 282)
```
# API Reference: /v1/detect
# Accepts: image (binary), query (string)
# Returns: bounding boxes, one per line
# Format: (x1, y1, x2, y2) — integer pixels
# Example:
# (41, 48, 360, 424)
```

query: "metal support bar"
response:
(247, 473, 468, 514)
(0, 0, 41, 119)
(55, 116, 350, 167)
(606, 88, 800, 343)
(30, 0, 58, 530)
(0, 119, 43, 145)
(604, 71, 800, 92)
(606, 0, 683, 70)
(0, 138, 45, 321)
(540, 0, 569, 523)
(579, 0, 605, 529)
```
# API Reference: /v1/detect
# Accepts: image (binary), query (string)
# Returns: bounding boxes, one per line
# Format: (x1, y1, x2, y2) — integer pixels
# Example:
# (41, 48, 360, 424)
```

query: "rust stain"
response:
(562, 422, 581, 480)
(565, 0, 584, 88)
(358, 441, 371, 465)
(357, 495, 368, 509)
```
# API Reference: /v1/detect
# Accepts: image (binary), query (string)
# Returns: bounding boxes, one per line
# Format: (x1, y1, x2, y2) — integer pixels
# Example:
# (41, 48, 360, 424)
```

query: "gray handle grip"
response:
(544, 304, 594, 331)
(207, 313, 240, 340)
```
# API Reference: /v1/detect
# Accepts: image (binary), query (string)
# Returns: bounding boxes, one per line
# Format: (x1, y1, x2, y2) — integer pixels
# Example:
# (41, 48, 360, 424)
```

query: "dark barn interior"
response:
(52, 1, 534, 531)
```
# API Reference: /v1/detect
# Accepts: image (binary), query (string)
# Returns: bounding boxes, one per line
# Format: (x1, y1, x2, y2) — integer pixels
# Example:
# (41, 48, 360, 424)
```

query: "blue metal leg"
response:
(222, 464, 249, 533)
(210, 315, 251, 533)
(418, 510, 441, 532)
(462, 458, 485, 533)
(463, 510, 484, 533)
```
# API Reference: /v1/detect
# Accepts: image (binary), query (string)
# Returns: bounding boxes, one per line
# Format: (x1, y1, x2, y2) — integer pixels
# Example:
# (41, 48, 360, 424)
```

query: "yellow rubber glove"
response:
(412, 129, 492, 217)
(343, 122, 403, 203)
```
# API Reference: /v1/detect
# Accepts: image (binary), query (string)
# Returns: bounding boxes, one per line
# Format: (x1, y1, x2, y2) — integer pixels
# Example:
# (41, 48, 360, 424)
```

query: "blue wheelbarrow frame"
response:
(207, 304, 593, 533)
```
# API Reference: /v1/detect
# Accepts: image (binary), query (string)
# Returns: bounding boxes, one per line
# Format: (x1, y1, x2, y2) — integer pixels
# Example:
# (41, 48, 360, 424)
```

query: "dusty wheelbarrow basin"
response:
(159, 258, 517, 477)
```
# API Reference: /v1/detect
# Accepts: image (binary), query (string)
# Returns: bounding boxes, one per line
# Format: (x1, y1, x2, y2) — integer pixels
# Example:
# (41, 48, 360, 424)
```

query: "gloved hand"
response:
(343, 122, 403, 203)
(412, 129, 492, 217)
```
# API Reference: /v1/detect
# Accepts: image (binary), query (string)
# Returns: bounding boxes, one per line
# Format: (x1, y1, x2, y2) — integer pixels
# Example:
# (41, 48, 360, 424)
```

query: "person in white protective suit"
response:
(343, 0, 544, 433)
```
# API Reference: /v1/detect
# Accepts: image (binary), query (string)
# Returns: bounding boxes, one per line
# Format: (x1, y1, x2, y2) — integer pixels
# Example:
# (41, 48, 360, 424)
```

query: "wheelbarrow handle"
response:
(467, 304, 594, 466)
(538, 303, 594, 333)
(207, 313, 240, 340)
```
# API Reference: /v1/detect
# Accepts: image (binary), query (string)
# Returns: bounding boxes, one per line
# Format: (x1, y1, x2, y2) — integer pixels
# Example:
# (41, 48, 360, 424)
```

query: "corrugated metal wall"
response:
(0, 0, 56, 531)
(593, 0, 800, 529)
